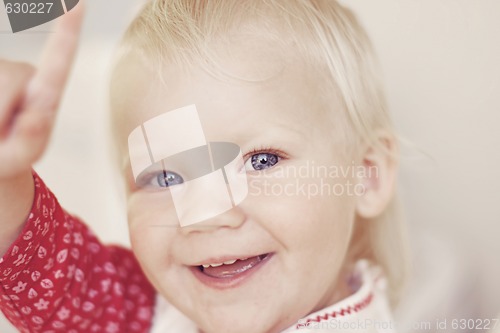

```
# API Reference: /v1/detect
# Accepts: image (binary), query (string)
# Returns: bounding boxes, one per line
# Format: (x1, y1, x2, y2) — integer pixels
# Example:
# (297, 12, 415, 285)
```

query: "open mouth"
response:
(191, 253, 272, 288)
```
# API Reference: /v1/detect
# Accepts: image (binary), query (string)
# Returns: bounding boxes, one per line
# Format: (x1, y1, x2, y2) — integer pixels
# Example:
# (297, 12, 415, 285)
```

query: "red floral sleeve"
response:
(0, 172, 156, 333)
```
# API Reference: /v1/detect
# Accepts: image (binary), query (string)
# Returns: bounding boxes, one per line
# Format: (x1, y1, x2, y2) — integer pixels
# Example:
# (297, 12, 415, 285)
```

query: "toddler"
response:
(0, 0, 408, 332)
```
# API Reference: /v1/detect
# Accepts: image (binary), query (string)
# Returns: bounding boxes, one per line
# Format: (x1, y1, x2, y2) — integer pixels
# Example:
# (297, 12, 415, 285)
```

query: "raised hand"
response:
(0, 4, 84, 256)
(0, 4, 84, 178)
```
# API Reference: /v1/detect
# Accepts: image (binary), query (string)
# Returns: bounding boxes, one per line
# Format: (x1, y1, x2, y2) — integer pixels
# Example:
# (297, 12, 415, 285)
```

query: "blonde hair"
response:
(113, 0, 409, 306)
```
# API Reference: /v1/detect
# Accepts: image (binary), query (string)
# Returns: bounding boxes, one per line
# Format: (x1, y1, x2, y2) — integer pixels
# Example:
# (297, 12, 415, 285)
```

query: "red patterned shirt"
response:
(0, 172, 156, 333)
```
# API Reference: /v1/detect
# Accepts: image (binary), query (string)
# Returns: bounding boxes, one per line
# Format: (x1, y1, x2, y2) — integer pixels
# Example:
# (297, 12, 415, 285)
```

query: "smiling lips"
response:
(200, 254, 269, 278)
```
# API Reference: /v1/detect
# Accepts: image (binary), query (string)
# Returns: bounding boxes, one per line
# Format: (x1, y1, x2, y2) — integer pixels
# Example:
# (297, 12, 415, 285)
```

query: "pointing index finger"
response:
(27, 3, 85, 109)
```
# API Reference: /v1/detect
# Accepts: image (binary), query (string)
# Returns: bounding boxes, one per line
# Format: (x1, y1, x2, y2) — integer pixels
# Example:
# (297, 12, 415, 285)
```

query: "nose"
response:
(179, 205, 246, 235)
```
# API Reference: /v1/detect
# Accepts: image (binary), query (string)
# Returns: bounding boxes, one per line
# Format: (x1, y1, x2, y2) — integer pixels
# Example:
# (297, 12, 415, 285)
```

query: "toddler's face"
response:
(116, 40, 361, 333)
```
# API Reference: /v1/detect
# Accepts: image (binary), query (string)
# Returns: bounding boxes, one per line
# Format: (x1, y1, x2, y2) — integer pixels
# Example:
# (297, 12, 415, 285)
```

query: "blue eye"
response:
(244, 153, 279, 171)
(137, 170, 184, 188)
(156, 170, 184, 187)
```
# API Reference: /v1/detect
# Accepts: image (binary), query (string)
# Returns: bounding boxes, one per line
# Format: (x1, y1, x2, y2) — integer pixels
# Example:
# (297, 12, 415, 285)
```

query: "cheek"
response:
(127, 191, 179, 282)
(246, 170, 357, 240)
(245, 169, 357, 282)
(303, 177, 358, 258)
(127, 190, 179, 228)
(243, 175, 356, 309)
(289, 194, 355, 259)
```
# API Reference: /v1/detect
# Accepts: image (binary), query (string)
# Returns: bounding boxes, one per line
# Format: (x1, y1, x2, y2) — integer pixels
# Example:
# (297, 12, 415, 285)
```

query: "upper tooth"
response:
(210, 263, 223, 267)
(202, 263, 223, 268)
(202, 260, 238, 268)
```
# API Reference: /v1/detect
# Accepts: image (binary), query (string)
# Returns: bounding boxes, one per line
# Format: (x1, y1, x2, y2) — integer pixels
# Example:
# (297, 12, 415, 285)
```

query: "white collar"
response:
(151, 260, 394, 333)
(282, 260, 394, 332)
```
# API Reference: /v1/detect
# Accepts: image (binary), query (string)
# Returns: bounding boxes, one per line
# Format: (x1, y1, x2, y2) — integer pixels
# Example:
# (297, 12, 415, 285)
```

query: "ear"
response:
(355, 133, 398, 219)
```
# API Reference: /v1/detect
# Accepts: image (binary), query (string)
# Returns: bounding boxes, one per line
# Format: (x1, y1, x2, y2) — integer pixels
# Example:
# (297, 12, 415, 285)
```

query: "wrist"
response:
(0, 170, 35, 257)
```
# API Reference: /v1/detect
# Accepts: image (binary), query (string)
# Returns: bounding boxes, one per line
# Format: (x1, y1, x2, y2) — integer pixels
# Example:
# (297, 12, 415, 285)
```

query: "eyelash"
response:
(246, 145, 285, 157)
(243, 146, 288, 164)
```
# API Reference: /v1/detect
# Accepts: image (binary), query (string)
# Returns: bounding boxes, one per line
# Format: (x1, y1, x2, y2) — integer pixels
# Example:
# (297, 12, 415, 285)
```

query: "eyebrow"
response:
(122, 110, 310, 176)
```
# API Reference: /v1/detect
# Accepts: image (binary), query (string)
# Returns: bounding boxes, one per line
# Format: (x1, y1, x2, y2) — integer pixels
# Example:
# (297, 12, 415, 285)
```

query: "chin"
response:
(194, 308, 289, 333)
(199, 322, 274, 333)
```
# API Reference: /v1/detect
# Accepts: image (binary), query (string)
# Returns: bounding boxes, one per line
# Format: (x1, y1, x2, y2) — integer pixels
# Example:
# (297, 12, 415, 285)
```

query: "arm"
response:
(0, 172, 34, 256)
(0, 4, 83, 257)
(0, 172, 155, 332)
(1, 5, 155, 332)
(0, 59, 36, 256)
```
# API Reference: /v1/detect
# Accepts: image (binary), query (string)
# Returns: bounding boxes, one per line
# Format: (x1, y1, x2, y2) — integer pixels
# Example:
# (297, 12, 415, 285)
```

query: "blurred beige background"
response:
(1, 0, 499, 332)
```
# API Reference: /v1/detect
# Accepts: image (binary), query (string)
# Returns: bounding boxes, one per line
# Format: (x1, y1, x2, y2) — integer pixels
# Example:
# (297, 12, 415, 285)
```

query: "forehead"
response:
(111, 36, 341, 153)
